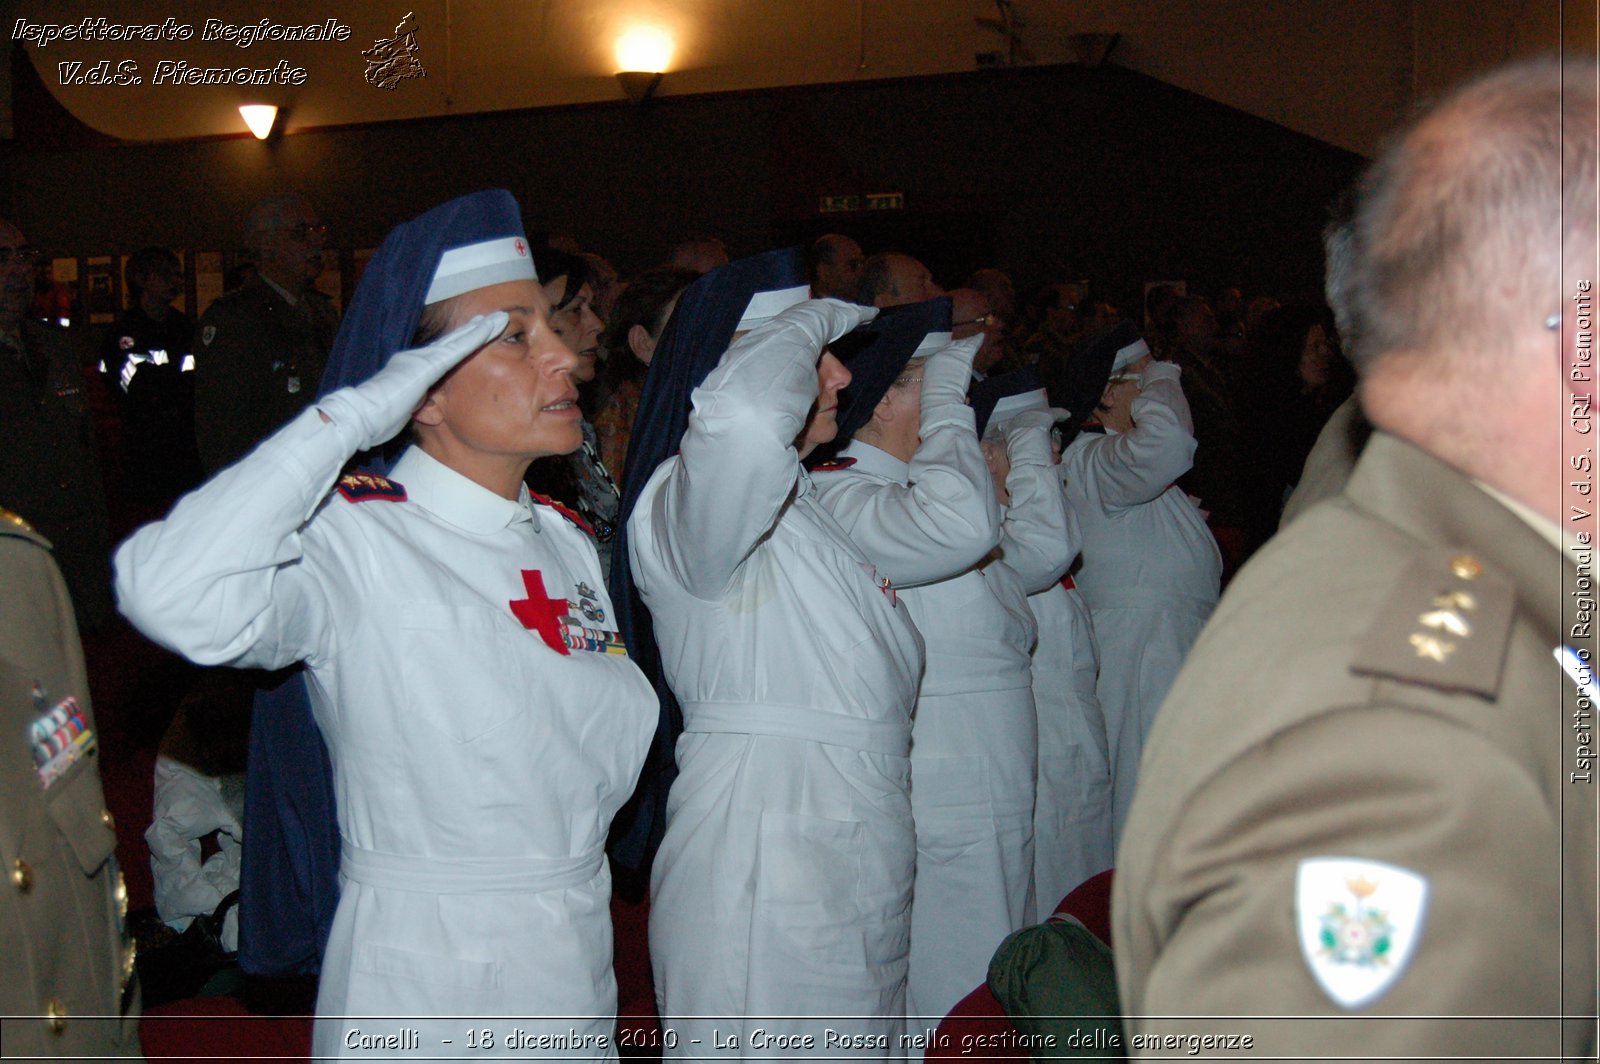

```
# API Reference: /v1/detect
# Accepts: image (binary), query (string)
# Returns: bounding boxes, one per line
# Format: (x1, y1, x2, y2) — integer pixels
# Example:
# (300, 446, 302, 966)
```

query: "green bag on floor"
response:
(986, 913, 1127, 1061)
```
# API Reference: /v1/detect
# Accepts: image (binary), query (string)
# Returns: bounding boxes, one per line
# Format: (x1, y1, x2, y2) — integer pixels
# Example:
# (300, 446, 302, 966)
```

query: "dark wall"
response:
(3, 55, 1363, 314)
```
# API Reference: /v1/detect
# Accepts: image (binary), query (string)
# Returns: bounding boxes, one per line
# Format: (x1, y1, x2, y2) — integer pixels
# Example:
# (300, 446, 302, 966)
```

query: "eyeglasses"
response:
(0, 245, 39, 266)
(953, 313, 997, 328)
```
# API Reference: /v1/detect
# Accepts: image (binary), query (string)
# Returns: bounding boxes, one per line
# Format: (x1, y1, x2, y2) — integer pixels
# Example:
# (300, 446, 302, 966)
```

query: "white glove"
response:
(997, 406, 1071, 438)
(920, 334, 984, 431)
(729, 297, 878, 356)
(315, 312, 509, 452)
(994, 407, 1070, 466)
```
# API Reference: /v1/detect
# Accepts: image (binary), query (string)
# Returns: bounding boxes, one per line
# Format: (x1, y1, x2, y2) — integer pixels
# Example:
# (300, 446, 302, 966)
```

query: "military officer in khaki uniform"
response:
(0, 508, 140, 1057)
(194, 194, 339, 473)
(1115, 56, 1597, 1060)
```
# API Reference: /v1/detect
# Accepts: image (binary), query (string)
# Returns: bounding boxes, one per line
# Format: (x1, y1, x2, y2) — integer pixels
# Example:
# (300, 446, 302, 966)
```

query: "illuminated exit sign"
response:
(819, 192, 905, 213)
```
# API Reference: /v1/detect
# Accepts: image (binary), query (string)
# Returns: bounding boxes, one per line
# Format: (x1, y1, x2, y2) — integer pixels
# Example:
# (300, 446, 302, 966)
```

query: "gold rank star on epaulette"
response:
(1350, 550, 1515, 696)
(336, 472, 407, 503)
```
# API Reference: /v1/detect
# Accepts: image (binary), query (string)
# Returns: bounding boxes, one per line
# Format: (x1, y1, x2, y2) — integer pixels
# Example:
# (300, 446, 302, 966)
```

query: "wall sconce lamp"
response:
(615, 27, 672, 104)
(239, 103, 279, 139)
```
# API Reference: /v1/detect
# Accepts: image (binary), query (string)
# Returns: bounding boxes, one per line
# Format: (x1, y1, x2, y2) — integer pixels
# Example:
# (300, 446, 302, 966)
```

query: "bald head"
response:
(1348, 56, 1595, 371)
(1352, 55, 1598, 525)
(858, 252, 942, 308)
(246, 194, 325, 291)
(809, 234, 865, 300)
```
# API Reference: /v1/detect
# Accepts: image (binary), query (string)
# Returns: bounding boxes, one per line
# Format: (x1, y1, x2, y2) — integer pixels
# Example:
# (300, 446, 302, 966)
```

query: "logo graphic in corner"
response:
(1295, 856, 1428, 1010)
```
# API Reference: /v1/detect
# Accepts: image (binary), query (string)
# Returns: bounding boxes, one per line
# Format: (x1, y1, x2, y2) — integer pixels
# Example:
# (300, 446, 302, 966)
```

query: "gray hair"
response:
(1345, 55, 1597, 371)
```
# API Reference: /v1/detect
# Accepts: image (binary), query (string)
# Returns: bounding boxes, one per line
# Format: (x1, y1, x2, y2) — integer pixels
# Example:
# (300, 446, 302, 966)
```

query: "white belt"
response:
(1077, 585, 1214, 611)
(340, 840, 603, 895)
(682, 700, 910, 757)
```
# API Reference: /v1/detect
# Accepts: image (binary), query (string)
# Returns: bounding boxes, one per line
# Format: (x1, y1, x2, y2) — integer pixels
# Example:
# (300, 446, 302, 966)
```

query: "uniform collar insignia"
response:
(336, 471, 407, 503)
(1296, 856, 1429, 1010)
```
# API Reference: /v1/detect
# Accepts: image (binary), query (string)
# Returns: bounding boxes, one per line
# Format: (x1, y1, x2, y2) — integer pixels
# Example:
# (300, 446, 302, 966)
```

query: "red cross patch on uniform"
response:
(509, 569, 571, 655)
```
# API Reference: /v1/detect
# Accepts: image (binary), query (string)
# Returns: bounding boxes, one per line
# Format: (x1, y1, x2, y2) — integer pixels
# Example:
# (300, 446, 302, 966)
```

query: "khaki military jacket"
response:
(193, 276, 338, 473)
(0, 512, 140, 1057)
(1115, 432, 1596, 1061)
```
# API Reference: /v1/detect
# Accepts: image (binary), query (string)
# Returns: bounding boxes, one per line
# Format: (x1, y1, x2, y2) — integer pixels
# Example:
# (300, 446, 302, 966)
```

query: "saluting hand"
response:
(316, 312, 510, 452)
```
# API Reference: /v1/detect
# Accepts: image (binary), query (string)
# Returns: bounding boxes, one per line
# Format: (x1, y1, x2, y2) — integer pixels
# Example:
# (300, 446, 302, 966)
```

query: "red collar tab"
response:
(811, 456, 858, 473)
(526, 490, 595, 536)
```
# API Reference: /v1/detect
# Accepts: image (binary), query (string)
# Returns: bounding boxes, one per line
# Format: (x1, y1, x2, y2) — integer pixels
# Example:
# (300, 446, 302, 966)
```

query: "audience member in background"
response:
(1243, 305, 1353, 544)
(1242, 293, 1281, 339)
(1213, 285, 1245, 340)
(526, 248, 623, 580)
(100, 247, 203, 509)
(966, 268, 1017, 325)
(1141, 284, 1181, 358)
(1165, 294, 1247, 575)
(1278, 192, 1373, 527)
(1020, 283, 1086, 370)
(668, 235, 730, 274)
(222, 263, 256, 294)
(858, 251, 944, 308)
(0, 216, 113, 629)
(193, 194, 339, 474)
(807, 233, 867, 301)
(580, 251, 621, 321)
(594, 267, 697, 486)
(1058, 321, 1221, 838)
(949, 287, 1005, 383)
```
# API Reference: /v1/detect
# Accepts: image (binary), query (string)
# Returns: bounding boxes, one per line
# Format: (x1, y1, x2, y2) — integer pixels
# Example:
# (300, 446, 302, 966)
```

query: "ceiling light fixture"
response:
(615, 27, 672, 104)
(239, 103, 279, 139)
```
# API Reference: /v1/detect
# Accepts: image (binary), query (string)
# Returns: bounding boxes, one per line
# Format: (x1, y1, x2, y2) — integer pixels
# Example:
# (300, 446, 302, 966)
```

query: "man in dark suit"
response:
(0, 218, 113, 630)
(194, 194, 339, 473)
(1115, 55, 1597, 1060)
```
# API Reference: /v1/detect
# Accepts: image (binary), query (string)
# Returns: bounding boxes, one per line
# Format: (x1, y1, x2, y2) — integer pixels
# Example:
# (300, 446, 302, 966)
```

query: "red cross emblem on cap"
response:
(514, 239, 527, 256)
(509, 569, 570, 655)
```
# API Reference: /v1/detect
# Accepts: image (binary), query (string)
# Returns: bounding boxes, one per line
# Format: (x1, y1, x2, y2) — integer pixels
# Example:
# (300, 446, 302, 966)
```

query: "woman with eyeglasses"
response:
(115, 191, 656, 1059)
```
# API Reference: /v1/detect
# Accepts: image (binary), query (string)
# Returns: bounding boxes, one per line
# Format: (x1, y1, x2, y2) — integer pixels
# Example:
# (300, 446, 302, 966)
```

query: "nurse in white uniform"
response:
(1056, 321, 1222, 839)
(816, 347, 1073, 1035)
(616, 249, 918, 1059)
(115, 191, 656, 1059)
(972, 372, 1115, 920)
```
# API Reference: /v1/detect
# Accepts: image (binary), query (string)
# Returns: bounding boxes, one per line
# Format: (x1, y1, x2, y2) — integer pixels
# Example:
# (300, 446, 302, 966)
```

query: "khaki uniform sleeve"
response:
(1127, 702, 1568, 1061)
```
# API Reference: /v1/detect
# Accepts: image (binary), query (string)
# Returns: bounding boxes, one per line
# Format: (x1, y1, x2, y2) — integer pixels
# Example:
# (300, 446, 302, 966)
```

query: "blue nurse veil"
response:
(605, 247, 828, 869)
(237, 190, 534, 975)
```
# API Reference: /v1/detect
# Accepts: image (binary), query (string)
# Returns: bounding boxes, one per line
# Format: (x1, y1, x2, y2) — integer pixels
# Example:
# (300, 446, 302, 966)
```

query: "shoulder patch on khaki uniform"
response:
(1351, 549, 1515, 697)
